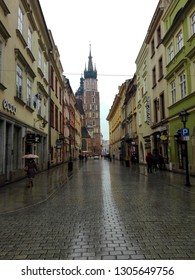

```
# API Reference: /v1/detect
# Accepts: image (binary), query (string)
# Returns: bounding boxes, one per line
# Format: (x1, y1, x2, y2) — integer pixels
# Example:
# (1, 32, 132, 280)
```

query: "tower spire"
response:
(84, 43, 97, 79)
(88, 43, 93, 71)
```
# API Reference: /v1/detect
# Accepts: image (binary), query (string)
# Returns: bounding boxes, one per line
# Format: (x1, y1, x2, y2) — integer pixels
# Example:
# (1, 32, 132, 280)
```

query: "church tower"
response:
(76, 45, 101, 155)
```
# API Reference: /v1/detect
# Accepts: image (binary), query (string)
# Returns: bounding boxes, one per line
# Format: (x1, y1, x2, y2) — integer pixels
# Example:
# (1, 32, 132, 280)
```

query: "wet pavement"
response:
(0, 159, 195, 260)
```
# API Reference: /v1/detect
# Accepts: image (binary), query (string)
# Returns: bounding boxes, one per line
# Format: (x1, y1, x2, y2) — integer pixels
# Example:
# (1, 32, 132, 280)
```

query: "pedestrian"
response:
(153, 154, 158, 172)
(24, 159, 38, 187)
(131, 153, 137, 164)
(146, 152, 153, 173)
(158, 153, 165, 170)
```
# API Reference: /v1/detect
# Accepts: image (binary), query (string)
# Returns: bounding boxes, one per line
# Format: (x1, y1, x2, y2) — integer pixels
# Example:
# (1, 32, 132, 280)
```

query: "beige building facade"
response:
(0, 0, 52, 184)
(145, 0, 170, 166)
(107, 81, 127, 160)
(0, 0, 82, 186)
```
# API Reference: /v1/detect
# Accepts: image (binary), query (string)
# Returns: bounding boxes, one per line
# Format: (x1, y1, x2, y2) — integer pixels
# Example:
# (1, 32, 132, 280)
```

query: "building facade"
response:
(145, 0, 170, 166)
(0, 0, 52, 185)
(162, 0, 195, 174)
(107, 0, 195, 176)
(0, 0, 82, 186)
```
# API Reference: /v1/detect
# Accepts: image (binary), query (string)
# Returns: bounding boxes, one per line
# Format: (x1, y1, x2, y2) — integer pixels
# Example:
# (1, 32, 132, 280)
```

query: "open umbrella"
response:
(22, 154, 39, 159)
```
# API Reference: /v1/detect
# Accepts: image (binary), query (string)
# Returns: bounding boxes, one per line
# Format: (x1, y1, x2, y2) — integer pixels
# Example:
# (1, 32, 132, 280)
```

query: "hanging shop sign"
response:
(160, 135, 168, 141)
(2, 99, 17, 115)
(26, 133, 35, 143)
(145, 96, 150, 125)
(34, 135, 41, 143)
(56, 139, 63, 149)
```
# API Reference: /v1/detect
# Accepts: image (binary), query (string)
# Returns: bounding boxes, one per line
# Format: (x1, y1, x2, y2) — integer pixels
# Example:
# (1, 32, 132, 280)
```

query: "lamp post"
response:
(179, 109, 190, 186)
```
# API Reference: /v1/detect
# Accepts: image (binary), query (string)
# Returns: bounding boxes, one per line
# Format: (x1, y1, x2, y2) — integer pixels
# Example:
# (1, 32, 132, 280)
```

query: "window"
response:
(92, 97, 95, 103)
(55, 105, 58, 130)
(168, 43, 174, 62)
(143, 78, 147, 94)
(151, 39, 155, 56)
(43, 99, 46, 119)
(16, 64, 23, 99)
(160, 93, 165, 120)
(170, 81, 176, 105)
(37, 93, 42, 115)
(55, 76, 58, 97)
(43, 61, 46, 77)
(60, 112, 62, 133)
(191, 12, 195, 35)
(158, 57, 163, 79)
(176, 30, 183, 52)
(27, 28, 32, 50)
(157, 25, 161, 45)
(50, 66, 54, 89)
(153, 99, 158, 124)
(50, 101, 54, 127)
(179, 72, 186, 99)
(18, 7, 23, 33)
(38, 50, 42, 68)
(152, 66, 156, 87)
(138, 110, 142, 126)
(27, 78, 32, 107)
(59, 87, 62, 104)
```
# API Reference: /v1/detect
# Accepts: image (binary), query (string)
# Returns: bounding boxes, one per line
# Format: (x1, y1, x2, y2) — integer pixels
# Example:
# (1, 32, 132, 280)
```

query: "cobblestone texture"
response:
(0, 160, 195, 260)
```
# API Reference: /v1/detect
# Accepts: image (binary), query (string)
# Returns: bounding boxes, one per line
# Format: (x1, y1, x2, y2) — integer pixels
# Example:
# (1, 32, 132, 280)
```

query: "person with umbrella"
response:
(23, 155, 38, 187)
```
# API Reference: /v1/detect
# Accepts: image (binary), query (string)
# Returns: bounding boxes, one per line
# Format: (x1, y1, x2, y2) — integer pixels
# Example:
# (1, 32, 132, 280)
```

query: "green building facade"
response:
(162, 0, 195, 174)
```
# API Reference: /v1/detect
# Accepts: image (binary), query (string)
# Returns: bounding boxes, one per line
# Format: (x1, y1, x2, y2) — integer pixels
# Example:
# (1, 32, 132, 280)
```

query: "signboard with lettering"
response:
(145, 96, 150, 125)
(26, 133, 35, 143)
(2, 99, 17, 115)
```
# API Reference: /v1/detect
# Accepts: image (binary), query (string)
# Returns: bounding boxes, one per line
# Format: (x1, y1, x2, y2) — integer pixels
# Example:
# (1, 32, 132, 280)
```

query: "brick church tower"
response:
(75, 45, 101, 155)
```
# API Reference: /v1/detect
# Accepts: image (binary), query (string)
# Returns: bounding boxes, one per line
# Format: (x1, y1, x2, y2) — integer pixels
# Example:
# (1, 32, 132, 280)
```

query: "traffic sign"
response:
(181, 136, 190, 141)
(180, 128, 190, 136)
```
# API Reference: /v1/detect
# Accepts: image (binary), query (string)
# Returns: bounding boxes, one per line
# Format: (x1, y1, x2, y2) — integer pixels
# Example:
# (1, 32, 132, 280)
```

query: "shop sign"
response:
(35, 135, 41, 143)
(26, 133, 35, 143)
(145, 96, 150, 125)
(56, 139, 63, 149)
(2, 99, 17, 115)
(181, 136, 190, 141)
(160, 135, 167, 141)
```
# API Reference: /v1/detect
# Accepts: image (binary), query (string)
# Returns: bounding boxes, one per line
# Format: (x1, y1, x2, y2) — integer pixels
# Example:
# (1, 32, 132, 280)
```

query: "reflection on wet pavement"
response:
(0, 159, 195, 259)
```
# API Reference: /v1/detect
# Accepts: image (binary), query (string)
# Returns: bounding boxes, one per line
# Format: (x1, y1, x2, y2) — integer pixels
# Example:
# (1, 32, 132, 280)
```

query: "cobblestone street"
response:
(0, 159, 195, 260)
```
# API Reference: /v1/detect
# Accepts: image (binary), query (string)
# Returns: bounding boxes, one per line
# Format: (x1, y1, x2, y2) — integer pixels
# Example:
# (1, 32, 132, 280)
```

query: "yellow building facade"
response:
(0, 0, 52, 184)
(0, 0, 82, 186)
(107, 81, 127, 160)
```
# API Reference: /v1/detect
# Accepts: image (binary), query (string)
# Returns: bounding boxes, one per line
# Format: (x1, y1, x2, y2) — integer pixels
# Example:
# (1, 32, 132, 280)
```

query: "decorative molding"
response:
(0, 0, 10, 16)
(0, 21, 11, 41)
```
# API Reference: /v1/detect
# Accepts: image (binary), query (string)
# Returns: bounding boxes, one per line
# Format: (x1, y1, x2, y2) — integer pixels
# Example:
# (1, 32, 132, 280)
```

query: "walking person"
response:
(24, 159, 38, 187)
(158, 153, 165, 170)
(153, 154, 158, 172)
(146, 152, 153, 174)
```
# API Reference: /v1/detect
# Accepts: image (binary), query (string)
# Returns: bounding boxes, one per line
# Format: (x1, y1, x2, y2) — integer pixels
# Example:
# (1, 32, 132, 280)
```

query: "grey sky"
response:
(39, 0, 158, 140)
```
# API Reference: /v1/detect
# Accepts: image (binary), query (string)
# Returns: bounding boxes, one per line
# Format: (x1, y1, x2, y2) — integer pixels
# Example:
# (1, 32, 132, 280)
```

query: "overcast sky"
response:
(39, 0, 158, 140)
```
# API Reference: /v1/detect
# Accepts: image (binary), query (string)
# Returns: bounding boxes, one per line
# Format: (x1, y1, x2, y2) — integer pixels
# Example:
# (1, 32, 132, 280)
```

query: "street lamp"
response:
(179, 109, 190, 186)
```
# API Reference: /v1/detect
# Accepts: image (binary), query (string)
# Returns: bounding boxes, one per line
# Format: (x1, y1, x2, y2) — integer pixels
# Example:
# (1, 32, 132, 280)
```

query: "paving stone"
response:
(0, 161, 194, 260)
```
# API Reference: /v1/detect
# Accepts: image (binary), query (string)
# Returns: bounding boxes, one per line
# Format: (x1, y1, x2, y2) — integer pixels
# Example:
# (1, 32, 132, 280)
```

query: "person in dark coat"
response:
(158, 153, 165, 170)
(25, 159, 38, 187)
(146, 152, 153, 173)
